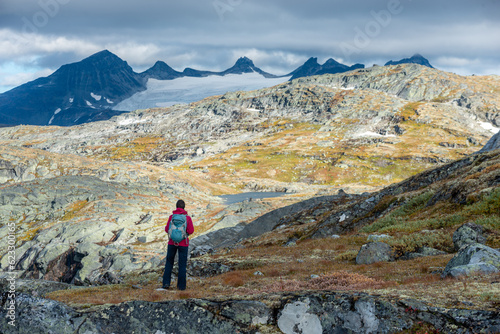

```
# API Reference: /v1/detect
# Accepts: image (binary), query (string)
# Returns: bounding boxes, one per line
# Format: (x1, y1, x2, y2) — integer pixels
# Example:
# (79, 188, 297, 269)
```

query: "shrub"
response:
(464, 188, 500, 215)
(386, 231, 454, 257)
(334, 250, 358, 262)
(360, 191, 434, 233)
(222, 272, 246, 287)
(264, 271, 391, 293)
(234, 260, 264, 270)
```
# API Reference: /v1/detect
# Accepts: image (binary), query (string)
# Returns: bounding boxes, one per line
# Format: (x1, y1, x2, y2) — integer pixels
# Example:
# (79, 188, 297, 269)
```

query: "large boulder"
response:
(356, 242, 394, 265)
(452, 222, 486, 251)
(442, 243, 500, 278)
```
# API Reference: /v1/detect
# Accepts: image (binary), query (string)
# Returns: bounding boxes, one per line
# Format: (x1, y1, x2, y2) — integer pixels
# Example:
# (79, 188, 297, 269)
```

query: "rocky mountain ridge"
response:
(0, 51, 434, 127)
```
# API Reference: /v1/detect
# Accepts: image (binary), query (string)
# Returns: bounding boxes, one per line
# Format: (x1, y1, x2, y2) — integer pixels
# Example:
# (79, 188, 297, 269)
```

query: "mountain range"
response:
(0, 51, 433, 127)
(385, 53, 434, 68)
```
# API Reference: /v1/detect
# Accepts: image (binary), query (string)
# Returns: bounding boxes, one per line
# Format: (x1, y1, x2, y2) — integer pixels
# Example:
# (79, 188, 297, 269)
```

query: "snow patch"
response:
(247, 108, 262, 112)
(331, 86, 356, 90)
(354, 131, 397, 138)
(85, 100, 96, 109)
(118, 118, 147, 126)
(48, 108, 62, 125)
(69, 98, 74, 103)
(479, 121, 500, 134)
(106, 98, 114, 104)
(113, 73, 290, 112)
(91, 92, 102, 101)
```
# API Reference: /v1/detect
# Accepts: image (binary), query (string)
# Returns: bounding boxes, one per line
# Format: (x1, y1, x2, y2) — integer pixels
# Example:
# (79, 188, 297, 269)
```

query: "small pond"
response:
(219, 192, 287, 205)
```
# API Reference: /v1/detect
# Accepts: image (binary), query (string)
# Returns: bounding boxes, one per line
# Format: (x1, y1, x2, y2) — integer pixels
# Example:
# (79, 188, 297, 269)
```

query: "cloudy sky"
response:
(0, 0, 499, 93)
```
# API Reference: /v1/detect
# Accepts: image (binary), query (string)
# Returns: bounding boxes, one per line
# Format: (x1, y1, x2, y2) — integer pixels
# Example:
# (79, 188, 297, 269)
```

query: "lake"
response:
(219, 192, 288, 205)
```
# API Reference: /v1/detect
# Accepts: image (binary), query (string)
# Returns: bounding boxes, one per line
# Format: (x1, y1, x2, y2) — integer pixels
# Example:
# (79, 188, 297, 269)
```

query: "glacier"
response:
(113, 73, 290, 111)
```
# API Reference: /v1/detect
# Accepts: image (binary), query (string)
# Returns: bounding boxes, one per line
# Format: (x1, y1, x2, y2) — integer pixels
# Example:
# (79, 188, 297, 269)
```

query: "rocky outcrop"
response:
(0, 174, 211, 285)
(442, 243, 500, 278)
(479, 131, 500, 153)
(1, 290, 498, 334)
(453, 222, 487, 251)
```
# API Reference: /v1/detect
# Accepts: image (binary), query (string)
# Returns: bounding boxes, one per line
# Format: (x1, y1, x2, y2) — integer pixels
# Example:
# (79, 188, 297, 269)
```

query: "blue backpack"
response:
(168, 214, 188, 244)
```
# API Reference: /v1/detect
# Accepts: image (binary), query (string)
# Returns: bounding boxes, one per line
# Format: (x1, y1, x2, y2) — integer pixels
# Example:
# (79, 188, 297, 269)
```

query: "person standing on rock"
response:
(162, 199, 194, 290)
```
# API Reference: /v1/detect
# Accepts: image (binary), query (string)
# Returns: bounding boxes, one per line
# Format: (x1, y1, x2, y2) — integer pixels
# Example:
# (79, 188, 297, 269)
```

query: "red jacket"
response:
(165, 208, 194, 246)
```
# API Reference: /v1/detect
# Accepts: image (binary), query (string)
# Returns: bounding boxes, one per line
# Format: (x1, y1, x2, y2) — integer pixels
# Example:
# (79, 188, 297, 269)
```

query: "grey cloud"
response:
(0, 0, 499, 92)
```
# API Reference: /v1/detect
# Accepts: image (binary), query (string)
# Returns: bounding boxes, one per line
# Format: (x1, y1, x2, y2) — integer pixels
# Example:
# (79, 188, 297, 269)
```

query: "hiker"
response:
(162, 199, 194, 290)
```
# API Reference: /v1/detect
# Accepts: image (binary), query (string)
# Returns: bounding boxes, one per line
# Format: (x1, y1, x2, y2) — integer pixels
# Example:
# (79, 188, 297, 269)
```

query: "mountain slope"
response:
(0, 52, 287, 126)
(0, 50, 146, 126)
(0, 49, 230, 126)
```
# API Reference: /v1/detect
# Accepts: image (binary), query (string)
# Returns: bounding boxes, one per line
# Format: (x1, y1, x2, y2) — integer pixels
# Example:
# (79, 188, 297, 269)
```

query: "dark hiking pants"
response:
(162, 244, 188, 290)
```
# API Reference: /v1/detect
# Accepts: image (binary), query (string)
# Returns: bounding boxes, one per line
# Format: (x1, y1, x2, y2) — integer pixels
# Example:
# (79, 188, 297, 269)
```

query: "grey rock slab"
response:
(137, 235, 154, 243)
(0, 240, 35, 270)
(0, 293, 84, 334)
(278, 298, 322, 334)
(108, 253, 141, 273)
(219, 300, 271, 327)
(72, 254, 102, 285)
(207, 215, 243, 232)
(78, 300, 242, 334)
(447, 263, 499, 278)
(1, 290, 499, 333)
(74, 242, 104, 262)
(356, 242, 394, 265)
(60, 221, 118, 244)
(15, 244, 44, 271)
(0, 278, 79, 298)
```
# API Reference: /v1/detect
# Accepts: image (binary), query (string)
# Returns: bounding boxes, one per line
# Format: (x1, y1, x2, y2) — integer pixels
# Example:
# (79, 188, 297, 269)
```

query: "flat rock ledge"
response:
(1, 290, 498, 334)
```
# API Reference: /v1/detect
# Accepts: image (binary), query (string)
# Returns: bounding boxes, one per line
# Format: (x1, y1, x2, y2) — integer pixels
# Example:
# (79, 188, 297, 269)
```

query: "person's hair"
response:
(176, 199, 185, 209)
